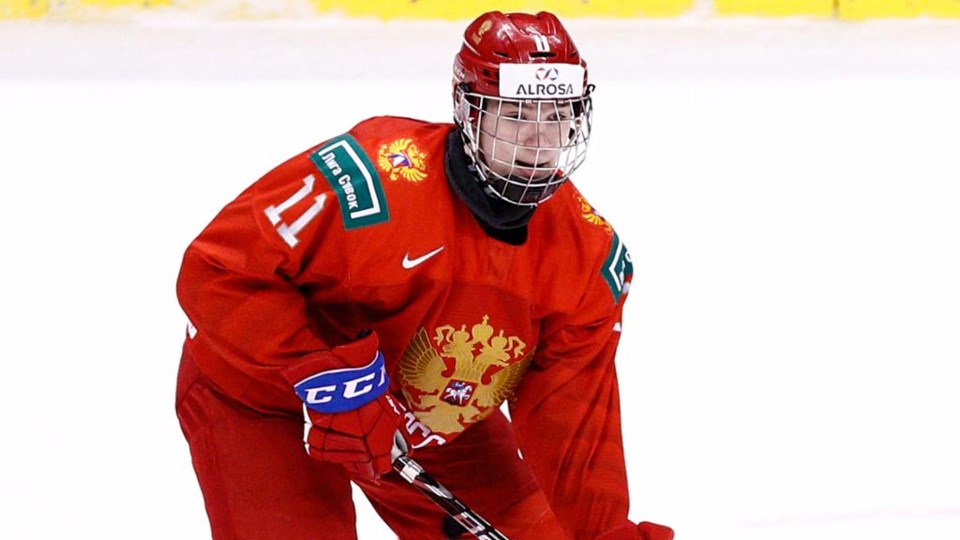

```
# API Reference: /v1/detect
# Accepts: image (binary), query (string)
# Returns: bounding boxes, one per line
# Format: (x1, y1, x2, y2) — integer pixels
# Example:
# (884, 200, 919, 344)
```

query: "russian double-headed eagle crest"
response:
(577, 194, 612, 233)
(398, 315, 533, 437)
(377, 138, 427, 182)
(472, 19, 493, 45)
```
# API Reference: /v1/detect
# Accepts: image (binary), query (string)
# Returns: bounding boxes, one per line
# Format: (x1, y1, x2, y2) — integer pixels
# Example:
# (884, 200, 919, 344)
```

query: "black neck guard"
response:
(444, 128, 535, 246)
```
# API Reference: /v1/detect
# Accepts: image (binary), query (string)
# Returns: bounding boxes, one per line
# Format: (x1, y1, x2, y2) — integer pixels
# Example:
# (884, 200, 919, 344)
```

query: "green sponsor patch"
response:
(310, 134, 389, 230)
(602, 232, 633, 303)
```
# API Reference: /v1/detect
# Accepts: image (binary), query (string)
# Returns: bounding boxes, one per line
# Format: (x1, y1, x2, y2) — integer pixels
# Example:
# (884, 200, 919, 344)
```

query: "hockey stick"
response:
(391, 432, 509, 540)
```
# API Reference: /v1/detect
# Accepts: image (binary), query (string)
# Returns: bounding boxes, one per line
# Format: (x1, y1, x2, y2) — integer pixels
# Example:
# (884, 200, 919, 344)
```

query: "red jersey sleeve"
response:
(177, 142, 349, 414)
(509, 232, 636, 539)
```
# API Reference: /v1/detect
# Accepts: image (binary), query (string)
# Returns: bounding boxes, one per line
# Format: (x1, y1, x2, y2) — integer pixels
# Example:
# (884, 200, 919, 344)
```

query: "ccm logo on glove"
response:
(292, 352, 389, 413)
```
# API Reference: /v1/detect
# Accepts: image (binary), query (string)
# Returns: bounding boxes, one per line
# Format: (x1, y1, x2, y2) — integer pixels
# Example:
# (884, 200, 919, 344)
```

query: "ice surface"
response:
(1, 13, 958, 540)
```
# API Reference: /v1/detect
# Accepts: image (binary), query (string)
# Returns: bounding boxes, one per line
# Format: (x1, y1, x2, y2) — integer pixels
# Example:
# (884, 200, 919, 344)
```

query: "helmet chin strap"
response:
(481, 172, 562, 207)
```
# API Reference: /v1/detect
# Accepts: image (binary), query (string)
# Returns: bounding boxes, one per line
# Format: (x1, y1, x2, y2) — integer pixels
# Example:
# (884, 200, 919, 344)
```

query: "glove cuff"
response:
(281, 330, 380, 385)
(282, 331, 388, 414)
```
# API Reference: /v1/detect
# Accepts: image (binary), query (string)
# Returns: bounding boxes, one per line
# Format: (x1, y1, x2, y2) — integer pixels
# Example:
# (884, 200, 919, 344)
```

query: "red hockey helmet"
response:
(454, 11, 588, 97)
(452, 11, 594, 207)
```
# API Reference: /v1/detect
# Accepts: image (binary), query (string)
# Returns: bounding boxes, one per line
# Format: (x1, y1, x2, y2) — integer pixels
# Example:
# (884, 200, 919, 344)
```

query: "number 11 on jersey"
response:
(263, 174, 327, 248)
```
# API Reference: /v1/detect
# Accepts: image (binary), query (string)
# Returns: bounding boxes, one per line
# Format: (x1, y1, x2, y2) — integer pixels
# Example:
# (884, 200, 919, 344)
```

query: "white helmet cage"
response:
(454, 83, 594, 207)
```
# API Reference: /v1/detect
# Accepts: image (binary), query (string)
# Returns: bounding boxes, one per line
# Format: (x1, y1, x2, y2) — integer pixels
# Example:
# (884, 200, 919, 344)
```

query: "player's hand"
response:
(596, 521, 674, 540)
(282, 330, 408, 480)
(637, 521, 674, 540)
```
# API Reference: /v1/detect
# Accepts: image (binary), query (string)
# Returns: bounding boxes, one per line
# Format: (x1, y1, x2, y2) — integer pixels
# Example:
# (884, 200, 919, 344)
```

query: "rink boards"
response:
(2, 0, 960, 20)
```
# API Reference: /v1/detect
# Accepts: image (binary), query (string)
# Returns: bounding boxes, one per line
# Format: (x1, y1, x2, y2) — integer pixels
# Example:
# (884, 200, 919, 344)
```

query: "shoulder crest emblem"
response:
(576, 194, 612, 233)
(377, 138, 428, 182)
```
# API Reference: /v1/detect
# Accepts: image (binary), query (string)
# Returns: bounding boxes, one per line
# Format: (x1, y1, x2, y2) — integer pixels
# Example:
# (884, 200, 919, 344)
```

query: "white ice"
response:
(1, 11, 959, 540)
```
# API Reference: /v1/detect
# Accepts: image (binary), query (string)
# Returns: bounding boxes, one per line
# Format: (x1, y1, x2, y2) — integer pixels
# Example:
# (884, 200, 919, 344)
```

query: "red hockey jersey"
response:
(177, 116, 637, 536)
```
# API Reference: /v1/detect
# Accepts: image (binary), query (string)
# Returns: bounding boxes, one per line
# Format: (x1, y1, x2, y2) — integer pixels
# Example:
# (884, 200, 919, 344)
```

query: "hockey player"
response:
(176, 10, 673, 540)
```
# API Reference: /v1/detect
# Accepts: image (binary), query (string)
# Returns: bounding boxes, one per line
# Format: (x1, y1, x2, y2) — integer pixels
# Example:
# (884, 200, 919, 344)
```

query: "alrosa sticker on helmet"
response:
(499, 63, 585, 99)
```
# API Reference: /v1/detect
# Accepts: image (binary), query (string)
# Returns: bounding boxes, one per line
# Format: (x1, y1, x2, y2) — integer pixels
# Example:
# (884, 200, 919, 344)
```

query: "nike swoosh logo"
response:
(402, 246, 445, 269)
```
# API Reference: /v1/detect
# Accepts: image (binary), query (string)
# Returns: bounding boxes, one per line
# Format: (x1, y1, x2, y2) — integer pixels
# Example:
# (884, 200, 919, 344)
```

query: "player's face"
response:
(477, 99, 575, 181)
